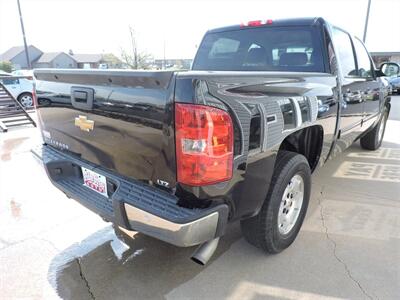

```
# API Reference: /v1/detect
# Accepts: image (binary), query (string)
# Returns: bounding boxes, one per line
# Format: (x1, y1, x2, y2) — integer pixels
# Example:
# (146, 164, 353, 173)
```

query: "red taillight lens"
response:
(247, 20, 263, 27)
(240, 19, 273, 27)
(175, 103, 233, 186)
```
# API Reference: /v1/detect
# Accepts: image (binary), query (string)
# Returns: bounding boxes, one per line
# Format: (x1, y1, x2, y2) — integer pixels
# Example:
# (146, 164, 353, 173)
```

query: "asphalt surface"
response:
(0, 97, 399, 300)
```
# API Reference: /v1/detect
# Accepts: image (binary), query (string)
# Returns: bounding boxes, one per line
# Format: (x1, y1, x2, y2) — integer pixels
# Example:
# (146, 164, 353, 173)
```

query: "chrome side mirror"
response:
(379, 62, 400, 77)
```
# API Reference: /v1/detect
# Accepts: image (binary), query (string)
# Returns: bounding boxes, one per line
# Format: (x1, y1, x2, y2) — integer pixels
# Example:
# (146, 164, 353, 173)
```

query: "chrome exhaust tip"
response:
(191, 237, 220, 265)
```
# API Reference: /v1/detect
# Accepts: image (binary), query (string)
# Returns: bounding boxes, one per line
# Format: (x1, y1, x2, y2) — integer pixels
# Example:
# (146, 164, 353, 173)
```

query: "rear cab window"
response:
(192, 26, 326, 72)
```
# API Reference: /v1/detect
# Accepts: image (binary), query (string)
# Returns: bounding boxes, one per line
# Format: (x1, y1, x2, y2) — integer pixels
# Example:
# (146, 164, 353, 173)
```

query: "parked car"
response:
(389, 76, 400, 94)
(381, 77, 393, 95)
(34, 17, 393, 265)
(0, 70, 34, 107)
(12, 69, 35, 80)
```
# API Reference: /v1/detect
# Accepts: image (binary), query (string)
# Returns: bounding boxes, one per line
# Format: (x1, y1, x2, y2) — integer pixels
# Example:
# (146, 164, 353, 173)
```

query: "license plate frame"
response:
(81, 167, 108, 197)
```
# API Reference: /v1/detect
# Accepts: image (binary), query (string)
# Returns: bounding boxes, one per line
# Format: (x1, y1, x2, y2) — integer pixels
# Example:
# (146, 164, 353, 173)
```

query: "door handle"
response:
(71, 87, 94, 110)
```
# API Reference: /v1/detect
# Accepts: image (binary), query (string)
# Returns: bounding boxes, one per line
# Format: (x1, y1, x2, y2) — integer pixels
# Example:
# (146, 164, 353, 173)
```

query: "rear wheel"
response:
(241, 151, 311, 253)
(360, 107, 389, 150)
(17, 92, 33, 108)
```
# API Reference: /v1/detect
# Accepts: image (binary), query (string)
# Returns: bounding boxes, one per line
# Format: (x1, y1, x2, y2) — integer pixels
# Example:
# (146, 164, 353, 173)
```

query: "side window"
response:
(331, 27, 357, 76)
(244, 43, 267, 66)
(208, 38, 240, 58)
(2, 78, 19, 85)
(353, 38, 373, 78)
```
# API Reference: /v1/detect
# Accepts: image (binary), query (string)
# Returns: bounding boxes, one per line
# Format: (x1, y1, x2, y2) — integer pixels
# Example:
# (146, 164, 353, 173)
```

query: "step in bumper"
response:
(33, 144, 229, 247)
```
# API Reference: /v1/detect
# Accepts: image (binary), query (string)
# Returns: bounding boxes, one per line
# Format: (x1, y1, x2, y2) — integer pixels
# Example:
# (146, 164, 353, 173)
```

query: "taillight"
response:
(240, 19, 273, 27)
(175, 103, 233, 186)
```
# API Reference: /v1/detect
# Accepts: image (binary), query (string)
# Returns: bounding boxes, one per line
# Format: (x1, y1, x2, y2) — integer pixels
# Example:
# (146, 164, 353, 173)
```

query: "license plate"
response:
(82, 167, 108, 197)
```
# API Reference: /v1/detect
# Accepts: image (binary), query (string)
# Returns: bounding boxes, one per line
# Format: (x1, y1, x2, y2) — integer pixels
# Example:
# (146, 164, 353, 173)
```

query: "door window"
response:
(353, 38, 373, 78)
(331, 27, 357, 76)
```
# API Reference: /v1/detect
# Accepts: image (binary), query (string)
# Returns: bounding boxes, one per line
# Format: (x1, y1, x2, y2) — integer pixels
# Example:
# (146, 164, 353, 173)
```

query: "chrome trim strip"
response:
(291, 98, 303, 128)
(124, 204, 219, 247)
(363, 112, 379, 122)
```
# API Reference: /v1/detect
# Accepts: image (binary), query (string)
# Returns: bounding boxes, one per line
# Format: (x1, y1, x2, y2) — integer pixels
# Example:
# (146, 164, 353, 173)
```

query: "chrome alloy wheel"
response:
(277, 174, 304, 235)
(19, 94, 33, 107)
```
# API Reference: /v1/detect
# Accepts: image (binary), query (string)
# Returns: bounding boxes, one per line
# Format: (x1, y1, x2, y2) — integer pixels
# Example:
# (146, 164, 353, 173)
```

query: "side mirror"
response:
(379, 62, 400, 77)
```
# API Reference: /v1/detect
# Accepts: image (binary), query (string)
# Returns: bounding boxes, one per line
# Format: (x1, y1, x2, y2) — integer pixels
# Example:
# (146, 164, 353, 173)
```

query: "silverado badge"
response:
(75, 115, 94, 132)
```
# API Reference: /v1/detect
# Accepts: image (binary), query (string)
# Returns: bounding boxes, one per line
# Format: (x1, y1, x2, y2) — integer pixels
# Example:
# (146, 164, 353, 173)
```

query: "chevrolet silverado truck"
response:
(34, 17, 396, 265)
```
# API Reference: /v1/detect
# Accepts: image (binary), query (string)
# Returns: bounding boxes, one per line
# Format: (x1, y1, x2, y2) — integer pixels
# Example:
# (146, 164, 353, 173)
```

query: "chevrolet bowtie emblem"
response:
(75, 115, 94, 132)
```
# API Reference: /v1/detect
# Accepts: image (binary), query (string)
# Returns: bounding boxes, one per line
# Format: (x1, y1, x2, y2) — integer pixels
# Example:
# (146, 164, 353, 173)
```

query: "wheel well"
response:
(17, 92, 32, 99)
(278, 125, 323, 172)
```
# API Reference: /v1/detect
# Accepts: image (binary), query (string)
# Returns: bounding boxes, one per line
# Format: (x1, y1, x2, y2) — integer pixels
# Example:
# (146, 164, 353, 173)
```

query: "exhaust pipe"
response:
(191, 237, 220, 265)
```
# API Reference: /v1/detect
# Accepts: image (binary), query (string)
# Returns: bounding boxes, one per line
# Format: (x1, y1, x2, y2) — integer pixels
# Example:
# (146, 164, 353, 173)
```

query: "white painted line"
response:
(333, 161, 400, 183)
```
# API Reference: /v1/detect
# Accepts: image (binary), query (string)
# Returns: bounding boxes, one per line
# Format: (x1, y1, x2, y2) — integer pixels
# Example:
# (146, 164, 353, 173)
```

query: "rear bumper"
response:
(34, 144, 229, 247)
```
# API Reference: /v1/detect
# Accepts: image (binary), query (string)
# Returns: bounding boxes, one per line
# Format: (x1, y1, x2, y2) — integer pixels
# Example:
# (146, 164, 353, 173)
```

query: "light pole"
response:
(17, 0, 31, 69)
(363, 0, 372, 43)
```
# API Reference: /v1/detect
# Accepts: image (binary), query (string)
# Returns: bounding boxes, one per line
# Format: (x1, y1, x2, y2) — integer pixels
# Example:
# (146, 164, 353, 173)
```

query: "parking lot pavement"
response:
(0, 97, 399, 300)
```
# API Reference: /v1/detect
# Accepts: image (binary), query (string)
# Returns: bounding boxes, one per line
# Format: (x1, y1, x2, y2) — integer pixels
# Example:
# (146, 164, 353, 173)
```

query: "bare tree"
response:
(120, 26, 153, 70)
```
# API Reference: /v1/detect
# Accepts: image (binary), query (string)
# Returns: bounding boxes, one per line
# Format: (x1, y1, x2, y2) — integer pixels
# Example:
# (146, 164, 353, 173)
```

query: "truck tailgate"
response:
(34, 69, 177, 188)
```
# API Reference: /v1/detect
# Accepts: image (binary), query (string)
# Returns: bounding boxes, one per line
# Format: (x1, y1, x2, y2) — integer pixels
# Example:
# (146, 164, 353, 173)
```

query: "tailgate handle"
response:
(71, 87, 94, 110)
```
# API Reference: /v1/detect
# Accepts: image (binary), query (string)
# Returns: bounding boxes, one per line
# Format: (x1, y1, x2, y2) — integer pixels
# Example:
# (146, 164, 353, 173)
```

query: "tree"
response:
(120, 26, 153, 70)
(0, 61, 13, 73)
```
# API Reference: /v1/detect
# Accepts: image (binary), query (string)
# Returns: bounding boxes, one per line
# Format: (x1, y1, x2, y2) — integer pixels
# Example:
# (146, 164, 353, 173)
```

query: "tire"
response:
(17, 92, 33, 108)
(241, 151, 311, 254)
(38, 98, 52, 107)
(360, 107, 389, 150)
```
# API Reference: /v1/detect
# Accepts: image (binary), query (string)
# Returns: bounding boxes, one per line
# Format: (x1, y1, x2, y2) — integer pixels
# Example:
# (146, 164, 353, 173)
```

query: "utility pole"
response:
(17, 0, 31, 69)
(363, 0, 372, 43)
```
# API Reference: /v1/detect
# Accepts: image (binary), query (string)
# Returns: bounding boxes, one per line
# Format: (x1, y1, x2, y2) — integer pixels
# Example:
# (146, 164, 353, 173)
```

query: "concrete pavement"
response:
(0, 97, 399, 300)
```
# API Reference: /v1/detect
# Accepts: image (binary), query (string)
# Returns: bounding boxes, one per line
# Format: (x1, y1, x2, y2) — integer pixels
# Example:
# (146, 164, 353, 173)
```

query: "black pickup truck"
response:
(34, 17, 397, 265)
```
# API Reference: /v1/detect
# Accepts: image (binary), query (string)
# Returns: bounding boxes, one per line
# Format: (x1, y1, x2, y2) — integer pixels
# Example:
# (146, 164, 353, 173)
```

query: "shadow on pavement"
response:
(48, 222, 243, 299)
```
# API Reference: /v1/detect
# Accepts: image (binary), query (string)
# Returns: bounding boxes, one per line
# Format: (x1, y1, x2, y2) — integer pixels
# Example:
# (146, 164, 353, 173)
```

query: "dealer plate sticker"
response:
(82, 167, 108, 197)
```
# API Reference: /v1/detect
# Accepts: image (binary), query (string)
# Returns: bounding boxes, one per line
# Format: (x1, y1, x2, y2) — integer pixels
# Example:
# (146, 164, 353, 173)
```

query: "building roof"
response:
(370, 52, 400, 56)
(71, 54, 103, 63)
(36, 52, 75, 63)
(0, 46, 25, 61)
(0, 45, 42, 61)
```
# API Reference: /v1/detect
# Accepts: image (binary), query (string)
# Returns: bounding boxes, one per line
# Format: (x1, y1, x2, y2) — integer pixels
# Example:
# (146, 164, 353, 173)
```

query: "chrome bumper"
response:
(35, 144, 229, 248)
(124, 204, 222, 247)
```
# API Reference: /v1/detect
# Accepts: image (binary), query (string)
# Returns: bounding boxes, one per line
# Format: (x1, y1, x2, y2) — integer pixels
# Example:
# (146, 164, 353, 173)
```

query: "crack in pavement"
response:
(76, 257, 96, 300)
(317, 186, 376, 300)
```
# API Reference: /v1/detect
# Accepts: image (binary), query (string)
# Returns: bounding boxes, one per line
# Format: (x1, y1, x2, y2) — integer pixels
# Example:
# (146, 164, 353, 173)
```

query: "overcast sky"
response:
(0, 0, 399, 59)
